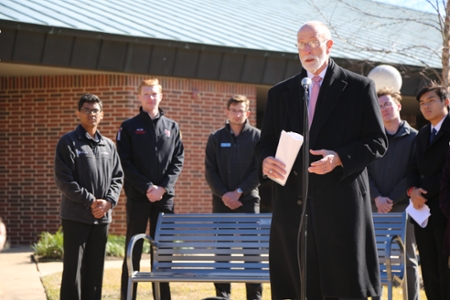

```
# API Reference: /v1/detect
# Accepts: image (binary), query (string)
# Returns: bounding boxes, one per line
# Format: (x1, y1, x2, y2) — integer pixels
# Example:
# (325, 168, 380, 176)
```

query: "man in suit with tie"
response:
(407, 84, 450, 300)
(255, 21, 387, 299)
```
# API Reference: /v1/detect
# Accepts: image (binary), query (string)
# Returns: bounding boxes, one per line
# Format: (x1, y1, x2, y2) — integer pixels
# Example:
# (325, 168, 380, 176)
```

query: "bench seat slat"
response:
(154, 261, 269, 267)
(131, 272, 270, 283)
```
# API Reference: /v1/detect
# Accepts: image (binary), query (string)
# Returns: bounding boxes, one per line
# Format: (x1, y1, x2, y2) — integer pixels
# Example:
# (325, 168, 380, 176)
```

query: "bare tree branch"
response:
(337, 0, 440, 31)
(306, 0, 449, 88)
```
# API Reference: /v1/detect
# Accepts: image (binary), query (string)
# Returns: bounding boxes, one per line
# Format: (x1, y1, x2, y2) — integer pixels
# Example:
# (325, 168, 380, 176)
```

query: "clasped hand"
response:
(222, 191, 243, 210)
(147, 185, 166, 202)
(375, 196, 393, 213)
(91, 199, 111, 219)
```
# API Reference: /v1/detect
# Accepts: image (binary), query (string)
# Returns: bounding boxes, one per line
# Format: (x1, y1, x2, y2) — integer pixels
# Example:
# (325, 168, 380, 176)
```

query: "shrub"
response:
(106, 235, 126, 257)
(106, 235, 151, 257)
(32, 227, 64, 259)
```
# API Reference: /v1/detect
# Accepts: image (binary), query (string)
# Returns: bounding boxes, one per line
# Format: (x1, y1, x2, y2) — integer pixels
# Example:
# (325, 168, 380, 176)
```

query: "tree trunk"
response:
(442, 0, 450, 88)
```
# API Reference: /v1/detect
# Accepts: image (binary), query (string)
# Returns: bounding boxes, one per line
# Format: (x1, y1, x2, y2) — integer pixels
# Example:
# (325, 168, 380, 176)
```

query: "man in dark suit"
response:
(440, 146, 450, 272)
(407, 84, 450, 300)
(255, 21, 387, 299)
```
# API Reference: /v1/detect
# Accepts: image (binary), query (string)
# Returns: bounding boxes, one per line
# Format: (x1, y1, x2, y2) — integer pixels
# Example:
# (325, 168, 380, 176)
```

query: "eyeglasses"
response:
(379, 102, 393, 109)
(80, 108, 101, 115)
(229, 109, 247, 114)
(295, 39, 328, 50)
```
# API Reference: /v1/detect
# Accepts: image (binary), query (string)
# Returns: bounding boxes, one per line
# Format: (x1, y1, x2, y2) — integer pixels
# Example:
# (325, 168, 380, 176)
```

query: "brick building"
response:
(0, 74, 258, 244)
(0, 0, 441, 244)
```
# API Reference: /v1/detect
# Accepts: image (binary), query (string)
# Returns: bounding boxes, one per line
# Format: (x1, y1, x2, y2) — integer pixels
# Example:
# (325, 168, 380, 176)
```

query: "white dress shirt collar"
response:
(307, 68, 327, 82)
(433, 116, 445, 133)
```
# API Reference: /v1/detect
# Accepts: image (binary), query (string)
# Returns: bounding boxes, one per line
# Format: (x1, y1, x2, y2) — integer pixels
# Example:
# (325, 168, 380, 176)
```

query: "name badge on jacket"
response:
(220, 143, 231, 147)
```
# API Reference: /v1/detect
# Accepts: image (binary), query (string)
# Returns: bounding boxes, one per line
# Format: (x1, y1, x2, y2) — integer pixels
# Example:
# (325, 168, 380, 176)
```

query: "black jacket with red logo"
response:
(116, 107, 184, 208)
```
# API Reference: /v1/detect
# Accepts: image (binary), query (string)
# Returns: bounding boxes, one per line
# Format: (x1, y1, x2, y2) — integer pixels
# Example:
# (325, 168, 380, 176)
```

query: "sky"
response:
(374, 0, 441, 13)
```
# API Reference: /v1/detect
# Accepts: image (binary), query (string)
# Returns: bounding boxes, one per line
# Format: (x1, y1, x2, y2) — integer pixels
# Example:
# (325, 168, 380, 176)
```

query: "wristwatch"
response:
(236, 188, 243, 194)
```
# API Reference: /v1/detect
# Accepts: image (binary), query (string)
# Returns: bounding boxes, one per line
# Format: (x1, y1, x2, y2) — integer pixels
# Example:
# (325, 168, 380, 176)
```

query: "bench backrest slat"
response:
(152, 213, 271, 271)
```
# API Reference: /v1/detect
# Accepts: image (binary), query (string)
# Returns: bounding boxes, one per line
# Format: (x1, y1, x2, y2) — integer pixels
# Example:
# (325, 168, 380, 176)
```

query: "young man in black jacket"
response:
(205, 95, 261, 300)
(367, 88, 419, 300)
(118, 78, 184, 300)
(54, 94, 123, 300)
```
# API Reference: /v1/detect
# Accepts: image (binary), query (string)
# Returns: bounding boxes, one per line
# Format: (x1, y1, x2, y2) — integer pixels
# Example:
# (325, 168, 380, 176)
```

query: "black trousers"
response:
(269, 297, 367, 300)
(120, 200, 173, 300)
(415, 222, 450, 300)
(214, 283, 262, 300)
(60, 219, 109, 300)
(212, 198, 262, 300)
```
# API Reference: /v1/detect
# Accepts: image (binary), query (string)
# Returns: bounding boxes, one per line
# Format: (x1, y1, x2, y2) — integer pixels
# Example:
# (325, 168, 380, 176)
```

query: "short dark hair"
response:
(377, 88, 402, 105)
(227, 95, 250, 110)
(416, 83, 450, 102)
(78, 94, 103, 111)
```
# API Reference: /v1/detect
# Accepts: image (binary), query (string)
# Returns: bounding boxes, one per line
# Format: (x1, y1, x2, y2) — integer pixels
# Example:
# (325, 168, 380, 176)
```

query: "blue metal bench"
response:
(126, 213, 271, 300)
(127, 212, 407, 300)
(372, 212, 408, 300)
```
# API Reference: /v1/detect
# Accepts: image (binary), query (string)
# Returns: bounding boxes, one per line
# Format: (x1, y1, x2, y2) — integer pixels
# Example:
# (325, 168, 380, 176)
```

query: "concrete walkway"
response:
(0, 246, 46, 300)
(0, 245, 131, 300)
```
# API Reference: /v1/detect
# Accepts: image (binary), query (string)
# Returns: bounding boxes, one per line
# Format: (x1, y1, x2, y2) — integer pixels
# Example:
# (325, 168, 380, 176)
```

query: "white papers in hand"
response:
(272, 130, 304, 186)
(406, 199, 431, 228)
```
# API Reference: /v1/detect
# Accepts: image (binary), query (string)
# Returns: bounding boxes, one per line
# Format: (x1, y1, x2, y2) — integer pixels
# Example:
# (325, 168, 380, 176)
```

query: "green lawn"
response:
(41, 267, 271, 299)
(41, 268, 426, 300)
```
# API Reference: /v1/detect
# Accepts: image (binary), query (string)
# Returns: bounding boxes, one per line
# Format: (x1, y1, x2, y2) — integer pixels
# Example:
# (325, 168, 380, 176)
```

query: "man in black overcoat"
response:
(407, 84, 450, 300)
(255, 21, 387, 299)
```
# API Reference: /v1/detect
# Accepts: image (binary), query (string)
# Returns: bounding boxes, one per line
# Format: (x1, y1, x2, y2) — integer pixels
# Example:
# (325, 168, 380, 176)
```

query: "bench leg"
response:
(126, 278, 133, 300)
(387, 281, 393, 300)
(154, 282, 161, 300)
(402, 272, 408, 300)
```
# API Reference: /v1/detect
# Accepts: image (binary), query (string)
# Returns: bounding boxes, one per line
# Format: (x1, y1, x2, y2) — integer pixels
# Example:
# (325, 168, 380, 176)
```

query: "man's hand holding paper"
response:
(406, 199, 431, 228)
(263, 156, 287, 181)
(409, 187, 428, 209)
(265, 131, 303, 186)
(406, 187, 430, 228)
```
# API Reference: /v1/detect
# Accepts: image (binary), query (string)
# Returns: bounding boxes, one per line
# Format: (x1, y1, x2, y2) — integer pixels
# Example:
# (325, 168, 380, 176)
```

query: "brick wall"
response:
(0, 74, 257, 245)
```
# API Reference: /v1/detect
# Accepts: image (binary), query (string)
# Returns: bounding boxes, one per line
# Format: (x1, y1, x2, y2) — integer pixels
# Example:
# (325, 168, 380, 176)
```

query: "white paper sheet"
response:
(272, 130, 304, 186)
(406, 199, 431, 228)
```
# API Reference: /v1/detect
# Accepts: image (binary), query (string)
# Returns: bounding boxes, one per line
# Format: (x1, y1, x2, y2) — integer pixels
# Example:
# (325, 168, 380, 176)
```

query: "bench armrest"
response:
(384, 234, 405, 281)
(126, 233, 156, 277)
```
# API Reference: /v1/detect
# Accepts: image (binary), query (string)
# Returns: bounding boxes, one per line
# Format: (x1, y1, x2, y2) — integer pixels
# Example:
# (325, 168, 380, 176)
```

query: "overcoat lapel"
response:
(284, 72, 306, 135)
(419, 115, 450, 156)
(310, 59, 348, 147)
(417, 124, 430, 158)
